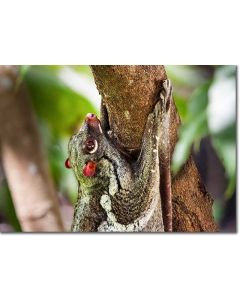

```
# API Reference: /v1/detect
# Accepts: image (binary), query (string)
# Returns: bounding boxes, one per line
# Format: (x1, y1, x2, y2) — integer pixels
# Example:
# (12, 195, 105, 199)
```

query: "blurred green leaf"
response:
(172, 82, 210, 174)
(215, 65, 236, 79)
(15, 65, 31, 90)
(24, 66, 97, 136)
(207, 65, 236, 197)
(70, 65, 92, 76)
(188, 82, 209, 117)
(166, 65, 206, 88)
(20, 65, 31, 77)
(0, 182, 21, 232)
(174, 94, 188, 122)
(22, 66, 97, 206)
(213, 200, 224, 222)
(46, 134, 77, 203)
(212, 125, 236, 197)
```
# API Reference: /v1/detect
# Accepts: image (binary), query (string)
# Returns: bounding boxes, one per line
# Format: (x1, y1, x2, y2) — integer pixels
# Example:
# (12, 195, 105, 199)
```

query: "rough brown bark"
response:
(91, 65, 217, 232)
(0, 66, 64, 232)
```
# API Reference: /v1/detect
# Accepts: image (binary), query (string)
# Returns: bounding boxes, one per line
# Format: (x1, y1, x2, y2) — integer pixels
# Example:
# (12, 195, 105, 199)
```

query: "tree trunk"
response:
(91, 65, 217, 232)
(0, 66, 64, 232)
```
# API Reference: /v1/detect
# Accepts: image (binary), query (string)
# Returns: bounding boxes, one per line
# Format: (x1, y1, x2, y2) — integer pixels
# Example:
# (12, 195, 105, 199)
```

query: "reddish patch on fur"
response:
(65, 158, 72, 169)
(83, 161, 96, 177)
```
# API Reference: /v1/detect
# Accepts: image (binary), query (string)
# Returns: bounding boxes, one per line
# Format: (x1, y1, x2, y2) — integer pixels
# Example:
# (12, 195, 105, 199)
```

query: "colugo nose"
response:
(85, 113, 99, 127)
(86, 113, 97, 121)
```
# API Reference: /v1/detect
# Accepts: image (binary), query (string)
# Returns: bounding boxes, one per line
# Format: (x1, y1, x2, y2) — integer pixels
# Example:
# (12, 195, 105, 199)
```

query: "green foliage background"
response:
(0, 65, 236, 231)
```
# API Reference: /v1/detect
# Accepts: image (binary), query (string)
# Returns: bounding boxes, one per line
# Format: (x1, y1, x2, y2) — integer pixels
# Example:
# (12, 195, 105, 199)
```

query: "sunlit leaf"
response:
(174, 94, 188, 122)
(70, 65, 92, 76)
(166, 65, 207, 88)
(208, 67, 236, 134)
(208, 65, 236, 197)
(172, 82, 210, 174)
(24, 66, 97, 136)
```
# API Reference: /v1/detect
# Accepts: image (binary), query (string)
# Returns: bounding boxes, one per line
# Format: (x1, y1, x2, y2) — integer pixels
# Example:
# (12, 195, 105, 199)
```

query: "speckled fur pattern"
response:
(69, 80, 173, 232)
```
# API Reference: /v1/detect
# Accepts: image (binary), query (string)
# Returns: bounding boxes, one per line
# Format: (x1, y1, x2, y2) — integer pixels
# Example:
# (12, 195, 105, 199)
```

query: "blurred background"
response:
(0, 65, 236, 232)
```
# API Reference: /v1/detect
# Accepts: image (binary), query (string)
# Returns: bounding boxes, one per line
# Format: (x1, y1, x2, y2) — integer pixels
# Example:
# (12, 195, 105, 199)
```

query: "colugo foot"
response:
(158, 79, 173, 232)
(159, 79, 172, 113)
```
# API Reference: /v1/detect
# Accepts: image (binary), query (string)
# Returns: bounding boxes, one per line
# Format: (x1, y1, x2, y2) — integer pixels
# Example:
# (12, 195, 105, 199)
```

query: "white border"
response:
(0, 1, 239, 300)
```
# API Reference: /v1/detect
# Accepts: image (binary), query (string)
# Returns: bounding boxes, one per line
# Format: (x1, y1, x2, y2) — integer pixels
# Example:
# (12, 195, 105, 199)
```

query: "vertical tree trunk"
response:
(0, 66, 64, 232)
(91, 65, 217, 232)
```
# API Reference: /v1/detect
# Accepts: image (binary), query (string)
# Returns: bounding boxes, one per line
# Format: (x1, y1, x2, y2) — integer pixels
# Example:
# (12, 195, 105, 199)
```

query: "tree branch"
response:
(0, 66, 64, 232)
(91, 65, 217, 232)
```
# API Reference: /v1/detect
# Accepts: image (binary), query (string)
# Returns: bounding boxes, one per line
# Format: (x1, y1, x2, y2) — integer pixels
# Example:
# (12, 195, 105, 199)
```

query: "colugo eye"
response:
(84, 137, 98, 153)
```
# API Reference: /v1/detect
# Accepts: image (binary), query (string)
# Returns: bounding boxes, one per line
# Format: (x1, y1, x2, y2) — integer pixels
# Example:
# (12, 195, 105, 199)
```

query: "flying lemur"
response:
(66, 79, 173, 232)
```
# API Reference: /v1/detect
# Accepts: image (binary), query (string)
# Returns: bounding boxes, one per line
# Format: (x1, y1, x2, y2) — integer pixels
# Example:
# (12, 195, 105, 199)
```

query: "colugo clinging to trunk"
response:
(66, 80, 173, 232)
